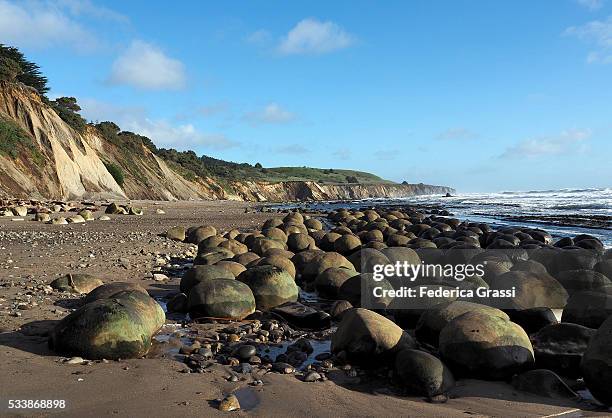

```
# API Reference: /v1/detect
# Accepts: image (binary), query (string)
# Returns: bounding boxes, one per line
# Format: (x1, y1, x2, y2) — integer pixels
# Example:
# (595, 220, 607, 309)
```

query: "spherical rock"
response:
(394, 349, 455, 398)
(50, 273, 104, 294)
(331, 308, 415, 363)
(302, 252, 354, 281)
(415, 301, 509, 347)
(188, 225, 217, 244)
(237, 265, 298, 310)
(562, 290, 612, 328)
(252, 237, 286, 256)
(532, 323, 596, 377)
(181, 265, 235, 294)
(555, 269, 611, 295)
(187, 279, 255, 320)
(333, 234, 362, 255)
(487, 271, 568, 310)
(49, 290, 165, 360)
(214, 261, 246, 277)
(439, 311, 534, 379)
(84, 282, 148, 304)
(165, 226, 186, 242)
(315, 267, 358, 299)
(304, 218, 323, 231)
(194, 248, 234, 265)
(581, 315, 612, 405)
(287, 233, 316, 252)
(258, 255, 296, 279)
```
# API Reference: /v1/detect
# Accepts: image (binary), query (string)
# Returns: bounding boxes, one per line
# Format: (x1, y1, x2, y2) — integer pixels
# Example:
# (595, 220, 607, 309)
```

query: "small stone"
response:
(153, 273, 168, 282)
(65, 357, 85, 365)
(218, 394, 240, 411)
(304, 371, 321, 382)
(235, 345, 256, 360)
(272, 362, 295, 374)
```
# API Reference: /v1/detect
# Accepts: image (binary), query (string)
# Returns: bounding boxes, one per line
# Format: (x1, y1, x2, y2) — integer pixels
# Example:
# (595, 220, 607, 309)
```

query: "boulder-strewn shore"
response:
(1, 200, 610, 417)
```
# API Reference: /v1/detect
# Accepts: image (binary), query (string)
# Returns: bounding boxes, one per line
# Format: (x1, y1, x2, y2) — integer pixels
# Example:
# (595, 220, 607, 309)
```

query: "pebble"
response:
(304, 371, 321, 382)
(65, 357, 85, 365)
(218, 394, 240, 411)
(235, 344, 256, 360)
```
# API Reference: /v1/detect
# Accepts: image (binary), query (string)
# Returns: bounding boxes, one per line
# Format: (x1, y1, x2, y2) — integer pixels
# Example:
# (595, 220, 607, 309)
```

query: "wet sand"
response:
(0, 200, 603, 417)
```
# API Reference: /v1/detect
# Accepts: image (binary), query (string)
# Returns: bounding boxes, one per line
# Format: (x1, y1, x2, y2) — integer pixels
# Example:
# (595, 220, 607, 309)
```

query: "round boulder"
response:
(187, 279, 255, 320)
(395, 349, 455, 398)
(237, 265, 298, 310)
(50, 273, 104, 294)
(180, 265, 235, 294)
(581, 315, 612, 405)
(49, 290, 165, 360)
(439, 311, 534, 379)
(331, 308, 415, 364)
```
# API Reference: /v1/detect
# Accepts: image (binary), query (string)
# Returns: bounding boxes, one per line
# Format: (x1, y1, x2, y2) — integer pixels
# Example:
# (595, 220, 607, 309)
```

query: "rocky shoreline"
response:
(1, 200, 611, 416)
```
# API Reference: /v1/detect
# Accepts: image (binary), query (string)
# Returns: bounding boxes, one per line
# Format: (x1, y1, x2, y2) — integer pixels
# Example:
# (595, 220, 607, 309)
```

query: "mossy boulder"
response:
(415, 301, 509, 347)
(304, 218, 323, 231)
(562, 290, 612, 329)
(84, 282, 148, 304)
(532, 323, 595, 377)
(194, 247, 234, 265)
(258, 255, 296, 279)
(50, 273, 104, 294)
(314, 267, 358, 299)
(331, 308, 414, 364)
(187, 279, 255, 320)
(302, 252, 354, 281)
(165, 226, 186, 242)
(214, 260, 246, 277)
(49, 290, 165, 360)
(555, 269, 611, 295)
(487, 271, 568, 310)
(333, 234, 362, 255)
(287, 233, 316, 252)
(439, 311, 534, 379)
(394, 349, 455, 398)
(180, 265, 235, 294)
(187, 225, 217, 244)
(237, 265, 298, 310)
(581, 315, 612, 405)
(252, 237, 286, 256)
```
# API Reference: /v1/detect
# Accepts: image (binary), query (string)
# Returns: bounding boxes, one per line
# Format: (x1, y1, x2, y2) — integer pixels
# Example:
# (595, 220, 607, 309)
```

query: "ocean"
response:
(279, 188, 612, 247)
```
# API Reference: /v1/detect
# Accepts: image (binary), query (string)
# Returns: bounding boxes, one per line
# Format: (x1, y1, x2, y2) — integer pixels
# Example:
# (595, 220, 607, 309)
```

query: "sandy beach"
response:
(0, 200, 606, 417)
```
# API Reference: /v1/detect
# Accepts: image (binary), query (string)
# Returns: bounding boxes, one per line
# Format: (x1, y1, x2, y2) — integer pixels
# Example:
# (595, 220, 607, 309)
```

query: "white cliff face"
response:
(0, 83, 126, 199)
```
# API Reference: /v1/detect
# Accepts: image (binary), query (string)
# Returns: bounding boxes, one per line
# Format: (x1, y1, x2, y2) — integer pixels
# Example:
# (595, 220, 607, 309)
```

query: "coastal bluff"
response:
(0, 82, 453, 202)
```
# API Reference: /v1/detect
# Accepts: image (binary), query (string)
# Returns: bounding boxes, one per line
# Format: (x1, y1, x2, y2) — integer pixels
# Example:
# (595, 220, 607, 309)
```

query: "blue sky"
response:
(1, 0, 611, 192)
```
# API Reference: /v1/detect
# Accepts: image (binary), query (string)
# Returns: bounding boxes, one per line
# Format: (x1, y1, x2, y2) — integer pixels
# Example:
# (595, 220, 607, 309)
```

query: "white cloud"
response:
(278, 18, 354, 55)
(0, 0, 98, 50)
(500, 129, 591, 159)
(108, 40, 186, 90)
(244, 103, 295, 125)
(565, 16, 612, 62)
(79, 98, 236, 150)
(576, 0, 604, 10)
(57, 0, 128, 23)
(436, 127, 479, 141)
(125, 119, 236, 150)
(246, 29, 271, 45)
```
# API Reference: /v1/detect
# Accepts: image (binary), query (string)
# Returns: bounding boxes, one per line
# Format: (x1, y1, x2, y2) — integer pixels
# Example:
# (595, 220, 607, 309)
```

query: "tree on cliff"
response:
(50, 97, 87, 132)
(0, 44, 49, 95)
